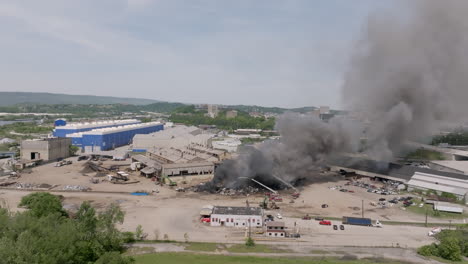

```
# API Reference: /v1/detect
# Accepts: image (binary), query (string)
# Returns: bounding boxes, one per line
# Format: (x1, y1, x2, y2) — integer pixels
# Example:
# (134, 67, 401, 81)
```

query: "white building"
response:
(210, 206, 263, 228)
(407, 172, 468, 201)
(266, 221, 286, 238)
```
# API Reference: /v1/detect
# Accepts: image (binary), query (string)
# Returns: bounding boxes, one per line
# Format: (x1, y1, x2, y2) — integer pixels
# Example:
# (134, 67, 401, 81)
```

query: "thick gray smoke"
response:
(208, 0, 468, 189)
(210, 114, 360, 189)
(344, 0, 468, 160)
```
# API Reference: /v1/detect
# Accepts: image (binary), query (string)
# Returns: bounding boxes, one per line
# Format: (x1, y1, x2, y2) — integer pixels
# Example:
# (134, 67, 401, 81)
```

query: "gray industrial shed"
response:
(21, 138, 71, 162)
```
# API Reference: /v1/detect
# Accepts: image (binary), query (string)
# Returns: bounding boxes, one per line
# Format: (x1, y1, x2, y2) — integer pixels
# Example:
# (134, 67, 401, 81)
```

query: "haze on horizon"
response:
(0, 0, 398, 108)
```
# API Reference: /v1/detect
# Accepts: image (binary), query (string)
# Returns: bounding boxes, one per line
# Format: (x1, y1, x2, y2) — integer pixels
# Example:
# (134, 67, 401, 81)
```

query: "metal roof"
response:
(163, 161, 214, 169)
(212, 206, 263, 216)
(57, 119, 139, 130)
(407, 172, 468, 196)
(433, 202, 464, 213)
(332, 157, 468, 182)
(67, 122, 162, 137)
(132, 154, 163, 169)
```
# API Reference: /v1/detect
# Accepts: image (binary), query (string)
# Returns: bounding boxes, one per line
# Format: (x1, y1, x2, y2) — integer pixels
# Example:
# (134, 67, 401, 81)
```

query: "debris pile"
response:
(61, 185, 91, 191)
(194, 184, 261, 196)
(81, 161, 109, 174)
(14, 183, 55, 190)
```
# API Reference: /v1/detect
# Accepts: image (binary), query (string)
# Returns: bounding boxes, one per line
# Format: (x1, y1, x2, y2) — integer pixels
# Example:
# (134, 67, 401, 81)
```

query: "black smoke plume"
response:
(208, 0, 468, 189)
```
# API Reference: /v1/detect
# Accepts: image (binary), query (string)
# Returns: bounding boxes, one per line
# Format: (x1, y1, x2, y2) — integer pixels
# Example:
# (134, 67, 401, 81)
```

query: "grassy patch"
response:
(405, 149, 446, 160)
(423, 255, 468, 264)
(124, 247, 155, 255)
(133, 253, 410, 264)
(310, 249, 331, 254)
(227, 244, 289, 253)
(184, 242, 225, 252)
(405, 199, 468, 219)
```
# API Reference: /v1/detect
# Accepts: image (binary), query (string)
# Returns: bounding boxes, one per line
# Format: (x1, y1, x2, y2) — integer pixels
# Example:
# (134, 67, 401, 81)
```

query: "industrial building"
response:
(21, 138, 71, 161)
(130, 125, 230, 178)
(67, 122, 164, 152)
(210, 206, 263, 227)
(207, 104, 219, 118)
(162, 162, 214, 176)
(333, 157, 468, 201)
(226, 110, 238, 118)
(132, 125, 212, 152)
(407, 172, 468, 201)
(53, 119, 141, 137)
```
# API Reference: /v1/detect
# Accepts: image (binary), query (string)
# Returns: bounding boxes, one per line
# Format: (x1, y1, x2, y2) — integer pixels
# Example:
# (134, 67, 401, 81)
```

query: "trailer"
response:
(342, 216, 372, 226)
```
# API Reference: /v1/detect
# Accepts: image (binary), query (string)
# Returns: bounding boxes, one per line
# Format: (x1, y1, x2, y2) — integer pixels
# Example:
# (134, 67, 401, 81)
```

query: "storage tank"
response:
(54, 119, 67, 127)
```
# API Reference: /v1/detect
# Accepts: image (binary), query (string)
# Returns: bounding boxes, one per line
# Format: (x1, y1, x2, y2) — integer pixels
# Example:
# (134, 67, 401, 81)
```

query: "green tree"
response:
(135, 225, 144, 240)
(19, 192, 67, 218)
(245, 237, 255, 247)
(438, 237, 462, 261)
(69, 145, 80, 156)
(0, 194, 132, 264)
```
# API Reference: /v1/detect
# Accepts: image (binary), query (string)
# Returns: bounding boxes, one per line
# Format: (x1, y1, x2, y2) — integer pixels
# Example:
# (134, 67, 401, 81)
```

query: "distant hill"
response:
(226, 105, 317, 114)
(0, 92, 160, 106)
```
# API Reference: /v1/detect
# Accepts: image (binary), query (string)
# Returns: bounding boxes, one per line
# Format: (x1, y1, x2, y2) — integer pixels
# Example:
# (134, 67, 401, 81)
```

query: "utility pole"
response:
(425, 206, 428, 227)
(362, 200, 364, 218)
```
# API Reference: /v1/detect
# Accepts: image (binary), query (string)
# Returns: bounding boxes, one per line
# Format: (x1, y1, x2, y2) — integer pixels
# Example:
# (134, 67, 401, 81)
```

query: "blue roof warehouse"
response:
(53, 120, 164, 152)
(53, 119, 141, 137)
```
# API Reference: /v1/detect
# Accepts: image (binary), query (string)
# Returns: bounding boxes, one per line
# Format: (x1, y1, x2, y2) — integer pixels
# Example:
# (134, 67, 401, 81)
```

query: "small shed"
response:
(433, 202, 464, 214)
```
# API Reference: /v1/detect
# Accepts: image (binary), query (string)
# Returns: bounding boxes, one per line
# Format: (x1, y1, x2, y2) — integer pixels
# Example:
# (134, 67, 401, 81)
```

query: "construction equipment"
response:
(260, 196, 268, 209)
(161, 174, 177, 187)
(259, 196, 279, 209)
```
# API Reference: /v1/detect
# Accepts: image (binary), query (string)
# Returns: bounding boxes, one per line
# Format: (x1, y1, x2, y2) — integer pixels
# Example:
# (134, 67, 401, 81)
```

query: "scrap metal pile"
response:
(61, 185, 91, 191)
(14, 183, 56, 190)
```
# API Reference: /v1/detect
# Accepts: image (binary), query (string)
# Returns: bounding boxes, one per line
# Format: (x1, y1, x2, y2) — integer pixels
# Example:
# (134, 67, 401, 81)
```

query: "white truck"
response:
(428, 227, 442, 236)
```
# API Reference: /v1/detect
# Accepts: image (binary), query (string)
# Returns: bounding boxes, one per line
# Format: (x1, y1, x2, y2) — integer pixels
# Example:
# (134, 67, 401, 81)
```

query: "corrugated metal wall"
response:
(75, 124, 164, 151)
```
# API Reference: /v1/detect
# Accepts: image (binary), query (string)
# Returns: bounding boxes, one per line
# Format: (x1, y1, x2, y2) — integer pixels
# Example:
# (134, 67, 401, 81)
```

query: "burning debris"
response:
(207, 0, 468, 190)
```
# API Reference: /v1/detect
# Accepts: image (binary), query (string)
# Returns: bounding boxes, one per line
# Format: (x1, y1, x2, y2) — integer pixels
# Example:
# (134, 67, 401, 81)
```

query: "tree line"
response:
(170, 107, 275, 131)
(0, 192, 134, 264)
(418, 228, 468, 261)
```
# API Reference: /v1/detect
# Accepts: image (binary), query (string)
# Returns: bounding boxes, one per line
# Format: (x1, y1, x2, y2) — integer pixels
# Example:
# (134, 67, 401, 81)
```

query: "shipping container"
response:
(342, 216, 372, 226)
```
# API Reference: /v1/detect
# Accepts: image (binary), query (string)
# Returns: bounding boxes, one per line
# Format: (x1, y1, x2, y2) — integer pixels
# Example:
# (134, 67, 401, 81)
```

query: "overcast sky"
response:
(0, 0, 397, 108)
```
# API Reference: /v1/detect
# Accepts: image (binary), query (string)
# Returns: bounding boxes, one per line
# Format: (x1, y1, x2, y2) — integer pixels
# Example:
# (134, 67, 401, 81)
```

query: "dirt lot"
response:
(0, 159, 456, 248)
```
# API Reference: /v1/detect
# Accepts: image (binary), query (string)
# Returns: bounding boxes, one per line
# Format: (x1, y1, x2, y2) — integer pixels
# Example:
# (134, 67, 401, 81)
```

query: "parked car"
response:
(319, 220, 332, 225)
(290, 233, 301, 238)
(314, 217, 324, 221)
(321, 204, 329, 208)
(340, 225, 345, 230)
(302, 215, 312, 220)
(201, 218, 210, 223)
(276, 213, 283, 219)
(333, 225, 338, 230)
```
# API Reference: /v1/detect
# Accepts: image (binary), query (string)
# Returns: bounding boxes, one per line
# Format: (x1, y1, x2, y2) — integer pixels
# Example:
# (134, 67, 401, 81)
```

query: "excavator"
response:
(159, 174, 177, 187)
(259, 196, 279, 210)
